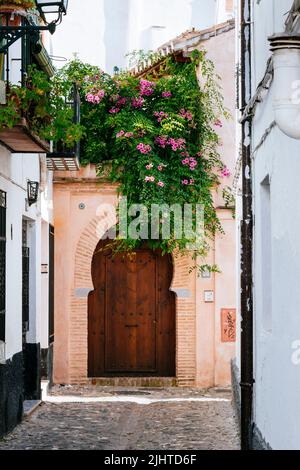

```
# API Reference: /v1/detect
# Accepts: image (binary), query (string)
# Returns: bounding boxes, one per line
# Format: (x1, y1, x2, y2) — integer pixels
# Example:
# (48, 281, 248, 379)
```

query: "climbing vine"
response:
(58, 51, 231, 262)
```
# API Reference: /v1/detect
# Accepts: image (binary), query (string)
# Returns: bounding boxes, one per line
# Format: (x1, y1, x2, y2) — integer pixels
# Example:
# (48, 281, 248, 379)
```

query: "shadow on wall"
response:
(104, 0, 130, 73)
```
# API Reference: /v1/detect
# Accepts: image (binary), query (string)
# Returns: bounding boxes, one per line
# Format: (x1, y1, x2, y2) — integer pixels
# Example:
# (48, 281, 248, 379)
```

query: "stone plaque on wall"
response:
(221, 309, 236, 343)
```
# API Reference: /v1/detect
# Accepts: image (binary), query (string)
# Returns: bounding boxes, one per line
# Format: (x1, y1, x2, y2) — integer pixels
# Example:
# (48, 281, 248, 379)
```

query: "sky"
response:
(49, 0, 233, 73)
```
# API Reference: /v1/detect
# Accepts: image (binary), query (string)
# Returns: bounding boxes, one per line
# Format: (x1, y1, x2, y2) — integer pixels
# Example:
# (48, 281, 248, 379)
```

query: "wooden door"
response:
(88, 241, 176, 377)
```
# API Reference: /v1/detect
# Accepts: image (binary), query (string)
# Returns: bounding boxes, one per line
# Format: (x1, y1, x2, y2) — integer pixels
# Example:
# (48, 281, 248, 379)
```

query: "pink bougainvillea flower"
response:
(125, 132, 134, 138)
(162, 91, 172, 98)
(182, 180, 189, 185)
(86, 89, 105, 104)
(221, 167, 231, 178)
(168, 137, 186, 151)
(109, 107, 120, 114)
(132, 96, 144, 108)
(154, 111, 169, 123)
(189, 159, 198, 169)
(155, 136, 168, 148)
(158, 165, 163, 171)
(146, 163, 154, 170)
(116, 97, 127, 106)
(145, 175, 155, 183)
(140, 79, 156, 96)
(116, 130, 125, 138)
(190, 179, 195, 185)
(86, 93, 95, 103)
(214, 119, 223, 128)
(158, 181, 165, 187)
(182, 158, 189, 165)
(179, 109, 193, 121)
(137, 143, 152, 155)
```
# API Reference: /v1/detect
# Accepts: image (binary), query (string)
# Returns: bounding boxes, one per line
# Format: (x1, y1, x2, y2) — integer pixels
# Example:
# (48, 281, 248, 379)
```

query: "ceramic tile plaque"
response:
(221, 309, 236, 342)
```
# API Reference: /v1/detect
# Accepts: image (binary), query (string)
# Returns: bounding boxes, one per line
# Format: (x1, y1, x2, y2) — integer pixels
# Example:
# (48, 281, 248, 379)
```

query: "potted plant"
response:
(0, 0, 35, 26)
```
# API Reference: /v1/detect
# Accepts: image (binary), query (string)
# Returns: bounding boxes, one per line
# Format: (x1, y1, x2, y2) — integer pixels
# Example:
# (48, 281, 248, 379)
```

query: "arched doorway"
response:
(88, 239, 176, 377)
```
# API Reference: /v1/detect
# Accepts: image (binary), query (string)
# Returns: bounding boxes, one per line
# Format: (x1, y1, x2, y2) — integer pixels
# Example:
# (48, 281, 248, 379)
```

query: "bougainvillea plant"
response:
(58, 51, 231, 265)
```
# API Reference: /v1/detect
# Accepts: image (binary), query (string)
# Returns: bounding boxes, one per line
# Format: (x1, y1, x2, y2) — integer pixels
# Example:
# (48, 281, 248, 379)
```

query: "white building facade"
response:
(50, 0, 234, 72)
(234, 0, 300, 450)
(0, 31, 54, 438)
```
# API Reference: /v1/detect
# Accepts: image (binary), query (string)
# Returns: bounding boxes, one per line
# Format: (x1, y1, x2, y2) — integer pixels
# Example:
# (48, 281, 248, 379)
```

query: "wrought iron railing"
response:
(46, 82, 81, 171)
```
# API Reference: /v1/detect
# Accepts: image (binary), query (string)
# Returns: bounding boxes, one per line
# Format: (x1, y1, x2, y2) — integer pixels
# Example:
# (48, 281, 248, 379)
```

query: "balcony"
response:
(0, 8, 80, 159)
(0, 117, 50, 153)
(46, 83, 80, 171)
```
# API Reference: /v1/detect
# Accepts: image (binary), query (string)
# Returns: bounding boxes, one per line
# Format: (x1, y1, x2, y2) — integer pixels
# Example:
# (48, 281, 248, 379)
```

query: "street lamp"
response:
(36, 1, 68, 25)
(0, 0, 69, 54)
(27, 181, 39, 207)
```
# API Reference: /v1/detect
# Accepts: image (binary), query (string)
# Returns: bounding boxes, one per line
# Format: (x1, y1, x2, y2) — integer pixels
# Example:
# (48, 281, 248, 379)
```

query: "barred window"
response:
(0, 190, 6, 342)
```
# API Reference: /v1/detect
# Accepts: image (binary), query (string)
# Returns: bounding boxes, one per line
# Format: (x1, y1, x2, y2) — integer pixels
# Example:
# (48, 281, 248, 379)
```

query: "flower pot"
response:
(0, 5, 23, 26)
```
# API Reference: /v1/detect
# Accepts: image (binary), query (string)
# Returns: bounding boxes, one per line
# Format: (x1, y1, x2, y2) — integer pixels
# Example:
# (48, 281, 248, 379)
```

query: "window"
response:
(0, 190, 6, 342)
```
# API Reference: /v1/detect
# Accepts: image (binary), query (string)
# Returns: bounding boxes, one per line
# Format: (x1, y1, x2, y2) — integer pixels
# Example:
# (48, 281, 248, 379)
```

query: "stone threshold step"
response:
(88, 377, 178, 387)
(23, 400, 42, 417)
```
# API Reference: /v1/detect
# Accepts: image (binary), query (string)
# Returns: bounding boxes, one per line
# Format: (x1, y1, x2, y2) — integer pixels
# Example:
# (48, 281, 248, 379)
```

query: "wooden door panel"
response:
(157, 254, 176, 375)
(135, 252, 156, 371)
(88, 240, 175, 377)
(105, 252, 156, 372)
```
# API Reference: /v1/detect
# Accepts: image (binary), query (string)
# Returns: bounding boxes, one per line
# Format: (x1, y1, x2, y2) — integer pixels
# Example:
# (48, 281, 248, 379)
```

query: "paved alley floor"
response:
(0, 387, 240, 450)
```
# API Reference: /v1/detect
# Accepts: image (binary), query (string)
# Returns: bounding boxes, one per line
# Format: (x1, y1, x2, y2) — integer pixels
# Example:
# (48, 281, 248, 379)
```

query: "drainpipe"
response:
(240, 0, 254, 450)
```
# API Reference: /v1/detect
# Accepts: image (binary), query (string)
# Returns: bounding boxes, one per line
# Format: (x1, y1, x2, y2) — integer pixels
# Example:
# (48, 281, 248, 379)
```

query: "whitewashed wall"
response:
(0, 151, 40, 359)
(0, 41, 53, 361)
(236, 0, 300, 450)
(50, 0, 233, 73)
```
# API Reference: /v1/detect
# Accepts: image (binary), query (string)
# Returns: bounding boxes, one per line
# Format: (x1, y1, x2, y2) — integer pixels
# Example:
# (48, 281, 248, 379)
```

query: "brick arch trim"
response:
(72, 216, 197, 386)
(74, 213, 117, 290)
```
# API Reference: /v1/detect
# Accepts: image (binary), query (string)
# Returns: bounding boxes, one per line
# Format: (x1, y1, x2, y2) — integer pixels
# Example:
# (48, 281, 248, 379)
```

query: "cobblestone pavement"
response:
(0, 388, 240, 450)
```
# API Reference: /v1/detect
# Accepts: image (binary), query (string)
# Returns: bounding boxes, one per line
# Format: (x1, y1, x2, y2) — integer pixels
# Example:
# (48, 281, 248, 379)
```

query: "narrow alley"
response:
(0, 388, 239, 450)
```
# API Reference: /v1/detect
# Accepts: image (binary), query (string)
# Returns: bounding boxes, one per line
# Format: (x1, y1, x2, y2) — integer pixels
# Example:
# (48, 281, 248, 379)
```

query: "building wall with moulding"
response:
(0, 38, 54, 436)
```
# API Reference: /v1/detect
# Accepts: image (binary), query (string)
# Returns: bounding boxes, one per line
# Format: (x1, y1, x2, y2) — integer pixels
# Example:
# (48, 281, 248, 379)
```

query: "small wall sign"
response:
(221, 309, 236, 343)
(204, 290, 214, 303)
(41, 264, 48, 274)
